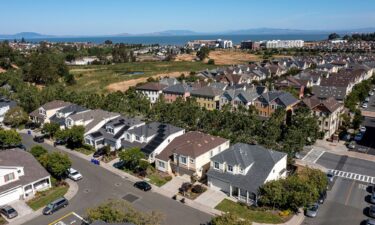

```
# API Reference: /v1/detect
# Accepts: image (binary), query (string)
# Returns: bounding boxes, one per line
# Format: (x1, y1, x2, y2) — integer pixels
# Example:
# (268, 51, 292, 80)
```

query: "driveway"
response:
(160, 175, 190, 198)
(2, 200, 33, 224)
(195, 188, 227, 208)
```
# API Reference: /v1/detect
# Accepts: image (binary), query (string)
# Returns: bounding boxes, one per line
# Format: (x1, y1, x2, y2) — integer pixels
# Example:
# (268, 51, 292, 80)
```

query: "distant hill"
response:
(138, 30, 200, 36)
(0, 32, 54, 39)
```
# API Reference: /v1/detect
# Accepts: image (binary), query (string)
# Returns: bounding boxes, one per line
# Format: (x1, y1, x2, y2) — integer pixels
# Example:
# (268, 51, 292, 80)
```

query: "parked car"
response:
(54, 139, 66, 147)
(369, 205, 375, 218)
(33, 135, 45, 143)
(360, 126, 367, 133)
(93, 147, 107, 158)
(347, 141, 356, 150)
(367, 219, 375, 225)
(327, 171, 334, 182)
(0, 205, 18, 219)
(305, 203, 319, 217)
(369, 91, 374, 96)
(134, 181, 151, 191)
(25, 122, 39, 130)
(365, 97, 370, 102)
(67, 168, 83, 181)
(363, 103, 369, 108)
(318, 190, 327, 204)
(371, 192, 375, 204)
(371, 184, 375, 193)
(43, 197, 69, 215)
(354, 133, 364, 142)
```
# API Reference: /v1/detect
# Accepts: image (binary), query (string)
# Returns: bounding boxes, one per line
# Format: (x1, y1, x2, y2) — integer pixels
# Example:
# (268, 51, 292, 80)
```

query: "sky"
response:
(1, 0, 375, 35)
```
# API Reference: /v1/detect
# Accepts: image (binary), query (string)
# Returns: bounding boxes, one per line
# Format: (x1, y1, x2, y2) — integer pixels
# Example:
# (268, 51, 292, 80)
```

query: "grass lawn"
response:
(69, 61, 217, 93)
(147, 172, 172, 187)
(0, 215, 7, 225)
(27, 185, 69, 211)
(74, 147, 95, 155)
(215, 199, 286, 224)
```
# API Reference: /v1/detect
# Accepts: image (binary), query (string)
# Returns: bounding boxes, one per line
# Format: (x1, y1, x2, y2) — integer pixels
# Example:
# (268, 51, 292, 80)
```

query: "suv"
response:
(43, 197, 69, 215)
(0, 205, 18, 219)
(370, 205, 375, 218)
(33, 135, 45, 143)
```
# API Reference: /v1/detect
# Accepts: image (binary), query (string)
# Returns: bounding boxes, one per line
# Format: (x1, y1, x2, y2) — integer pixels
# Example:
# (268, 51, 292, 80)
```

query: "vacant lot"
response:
(69, 61, 217, 93)
(176, 50, 262, 65)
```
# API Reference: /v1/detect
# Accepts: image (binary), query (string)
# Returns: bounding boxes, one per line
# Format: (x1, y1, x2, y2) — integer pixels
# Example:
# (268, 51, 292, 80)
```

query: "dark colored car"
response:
(93, 148, 106, 158)
(113, 161, 125, 169)
(43, 197, 69, 215)
(53, 139, 66, 147)
(367, 218, 375, 225)
(134, 181, 152, 191)
(0, 205, 18, 219)
(369, 205, 375, 218)
(25, 122, 40, 130)
(33, 135, 45, 143)
(318, 190, 327, 204)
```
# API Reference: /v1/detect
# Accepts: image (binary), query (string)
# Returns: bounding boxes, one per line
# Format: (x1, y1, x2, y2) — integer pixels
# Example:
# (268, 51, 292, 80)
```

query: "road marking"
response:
(48, 212, 73, 225)
(359, 183, 368, 190)
(328, 169, 375, 184)
(345, 181, 356, 206)
(302, 148, 325, 163)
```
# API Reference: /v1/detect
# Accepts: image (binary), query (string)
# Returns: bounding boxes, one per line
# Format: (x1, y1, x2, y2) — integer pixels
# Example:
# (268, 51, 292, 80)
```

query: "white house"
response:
(207, 143, 287, 205)
(0, 149, 51, 205)
(0, 98, 17, 122)
(29, 100, 72, 124)
(155, 131, 229, 178)
(135, 82, 168, 104)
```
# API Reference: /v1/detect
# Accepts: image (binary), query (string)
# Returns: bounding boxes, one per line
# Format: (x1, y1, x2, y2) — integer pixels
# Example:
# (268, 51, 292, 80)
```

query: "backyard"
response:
(26, 184, 69, 210)
(215, 199, 289, 224)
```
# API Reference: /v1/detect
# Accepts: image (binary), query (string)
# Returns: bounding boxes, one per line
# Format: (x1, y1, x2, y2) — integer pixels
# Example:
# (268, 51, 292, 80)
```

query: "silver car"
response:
(0, 205, 18, 219)
(367, 218, 375, 225)
(305, 203, 319, 218)
(369, 205, 375, 218)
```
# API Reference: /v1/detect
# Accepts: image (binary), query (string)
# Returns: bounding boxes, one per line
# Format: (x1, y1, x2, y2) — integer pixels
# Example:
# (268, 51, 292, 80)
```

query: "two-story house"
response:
(162, 83, 192, 103)
(220, 85, 267, 110)
(84, 116, 145, 150)
(0, 97, 17, 122)
(301, 96, 344, 139)
(155, 131, 229, 178)
(190, 86, 224, 110)
(207, 143, 287, 205)
(29, 100, 72, 124)
(136, 82, 168, 104)
(65, 109, 120, 136)
(121, 122, 185, 162)
(49, 104, 90, 129)
(254, 91, 300, 118)
(0, 149, 51, 204)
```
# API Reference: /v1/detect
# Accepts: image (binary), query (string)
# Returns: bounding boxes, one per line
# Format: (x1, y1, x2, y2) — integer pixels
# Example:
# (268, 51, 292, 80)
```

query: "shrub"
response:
(179, 182, 192, 193)
(30, 145, 48, 158)
(191, 184, 206, 194)
(207, 59, 215, 65)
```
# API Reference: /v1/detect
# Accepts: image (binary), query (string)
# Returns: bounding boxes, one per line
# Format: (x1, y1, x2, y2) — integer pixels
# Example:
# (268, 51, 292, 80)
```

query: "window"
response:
(158, 161, 165, 168)
(190, 158, 194, 163)
(325, 121, 329, 127)
(107, 127, 114, 134)
(239, 167, 244, 174)
(126, 134, 130, 139)
(4, 173, 15, 182)
(214, 162, 220, 170)
(180, 156, 187, 164)
(135, 136, 140, 141)
(227, 165, 233, 172)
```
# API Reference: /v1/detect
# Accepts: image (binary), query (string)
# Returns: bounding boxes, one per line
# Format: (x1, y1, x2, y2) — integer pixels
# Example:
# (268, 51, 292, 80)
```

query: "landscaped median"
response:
(215, 199, 290, 224)
(26, 183, 69, 211)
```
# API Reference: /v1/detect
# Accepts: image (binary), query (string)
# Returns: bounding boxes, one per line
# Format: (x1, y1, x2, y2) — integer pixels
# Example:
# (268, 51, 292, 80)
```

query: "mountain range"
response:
(2, 27, 375, 39)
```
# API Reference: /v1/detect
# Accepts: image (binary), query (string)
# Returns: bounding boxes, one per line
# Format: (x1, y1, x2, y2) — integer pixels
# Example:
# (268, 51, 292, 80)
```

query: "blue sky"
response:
(2, 0, 375, 35)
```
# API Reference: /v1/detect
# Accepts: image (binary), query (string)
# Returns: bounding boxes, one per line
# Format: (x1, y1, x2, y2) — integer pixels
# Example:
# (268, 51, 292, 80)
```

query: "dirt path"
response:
(106, 71, 187, 92)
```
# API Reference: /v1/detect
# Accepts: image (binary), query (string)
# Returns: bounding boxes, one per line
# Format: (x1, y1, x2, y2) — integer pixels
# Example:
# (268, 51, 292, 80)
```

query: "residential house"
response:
(65, 109, 120, 136)
(29, 100, 72, 124)
(162, 83, 192, 103)
(49, 104, 89, 129)
(301, 96, 344, 139)
(155, 131, 229, 178)
(0, 98, 17, 122)
(220, 85, 267, 109)
(207, 143, 287, 205)
(136, 82, 168, 104)
(254, 91, 300, 118)
(275, 76, 307, 99)
(0, 149, 51, 204)
(84, 116, 145, 150)
(190, 86, 224, 110)
(121, 122, 185, 162)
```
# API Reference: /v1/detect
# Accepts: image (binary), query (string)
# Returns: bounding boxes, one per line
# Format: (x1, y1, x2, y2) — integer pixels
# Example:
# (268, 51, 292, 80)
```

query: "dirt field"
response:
(175, 50, 261, 65)
(106, 71, 187, 92)
(0, 68, 6, 73)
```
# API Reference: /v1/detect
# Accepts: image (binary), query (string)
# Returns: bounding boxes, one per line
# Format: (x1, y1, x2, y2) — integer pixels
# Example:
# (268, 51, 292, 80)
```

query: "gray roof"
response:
(258, 91, 299, 107)
(0, 149, 50, 194)
(207, 143, 286, 194)
(162, 83, 192, 95)
(159, 77, 180, 86)
(58, 104, 87, 114)
(69, 109, 120, 133)
(191, 86, 224, 98)
(127, 122, 183, 138)
(0, 98, 17, 109)
(312, 85, 347, 101)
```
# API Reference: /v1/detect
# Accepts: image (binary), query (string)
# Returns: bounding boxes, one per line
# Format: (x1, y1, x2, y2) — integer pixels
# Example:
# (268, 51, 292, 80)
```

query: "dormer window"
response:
(227, 165, 233, 173)
(106, 127, 114, 134)
(239, 167, 244, 174)
(214, 161, 220, 170)
(39, 108, 45, 115)
(135, 136, 140, 141)
(4, 173, 15, 182)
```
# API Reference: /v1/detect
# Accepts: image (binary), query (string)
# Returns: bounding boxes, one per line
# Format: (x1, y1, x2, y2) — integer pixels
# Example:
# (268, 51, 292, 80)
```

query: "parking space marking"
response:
(345, 181, 356, 206)
(329, 169, 375, 184)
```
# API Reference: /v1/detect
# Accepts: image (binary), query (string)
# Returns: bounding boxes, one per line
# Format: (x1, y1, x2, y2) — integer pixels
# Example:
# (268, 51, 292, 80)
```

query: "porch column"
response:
(238, 188, 241, 199)
(229, 185, 232, 197)
(246, 191, 249, 204)
(48, 177, 52, 188)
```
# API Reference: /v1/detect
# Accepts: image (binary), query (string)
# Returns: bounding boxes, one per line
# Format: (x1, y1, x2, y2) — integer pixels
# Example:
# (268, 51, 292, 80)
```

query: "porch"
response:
(23, 176, 51, 198)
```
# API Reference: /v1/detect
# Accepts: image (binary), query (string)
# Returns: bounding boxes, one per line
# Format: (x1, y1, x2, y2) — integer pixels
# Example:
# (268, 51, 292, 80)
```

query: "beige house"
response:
(155, 131, 229, 178)
(29, 100, 72, 124)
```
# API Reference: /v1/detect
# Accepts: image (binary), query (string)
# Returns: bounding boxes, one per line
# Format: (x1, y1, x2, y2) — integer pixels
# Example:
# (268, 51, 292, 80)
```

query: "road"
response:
(21, 133, 212, 225)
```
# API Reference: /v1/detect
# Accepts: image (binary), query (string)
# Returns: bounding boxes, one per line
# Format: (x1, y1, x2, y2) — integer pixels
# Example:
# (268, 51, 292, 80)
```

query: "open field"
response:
(69, 61, 217, 93)
(176, 50, 262, 65)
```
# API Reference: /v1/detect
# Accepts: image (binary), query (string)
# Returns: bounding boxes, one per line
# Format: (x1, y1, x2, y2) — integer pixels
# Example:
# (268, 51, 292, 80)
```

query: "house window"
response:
(325, 121, 329, 127)
(180, 156, 187, 164)
(190, 158, 194, 164)
(227, 165, 233, 173)
(4, 173, 15, 182)
(107, 127, 114, 134)
(126, 134, 130, 139)
(214, 162, 220, 170)
(135, 136, 140, 141)
(158, 161, 165, 168)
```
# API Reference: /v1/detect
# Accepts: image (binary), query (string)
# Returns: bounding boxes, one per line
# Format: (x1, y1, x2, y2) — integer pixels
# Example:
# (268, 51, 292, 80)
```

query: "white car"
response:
(360, 126, 367, 133)
(365, 97, 370, 102)
(67, 168, 83, 181)
(362, 103, 368, 108)
(369, 92, 374, 96)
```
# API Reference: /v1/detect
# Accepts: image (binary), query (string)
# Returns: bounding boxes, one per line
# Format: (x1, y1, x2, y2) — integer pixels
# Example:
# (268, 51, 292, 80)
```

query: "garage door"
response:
(209, 177, 230, 193)
(0, 188, 22, 205)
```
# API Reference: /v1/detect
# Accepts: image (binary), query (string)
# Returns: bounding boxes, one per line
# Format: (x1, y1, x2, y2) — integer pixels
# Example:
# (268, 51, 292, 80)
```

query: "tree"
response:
(196, 46, 210, 61)
(42, 122, 60, 138)
(86, 199, 163, 225)
(328, 33, 340, 40)
(207, 59, 215, 65)
(118, 147, 145, 171)
(30, 145, 48, 158)
(38, 152, 71, 179)
(104, 40, 113, 45)
(0, 129, 22, 147)
(55, 125, 85, 149)
(211, 213, 252, 225)
(3, 106, 29, 128)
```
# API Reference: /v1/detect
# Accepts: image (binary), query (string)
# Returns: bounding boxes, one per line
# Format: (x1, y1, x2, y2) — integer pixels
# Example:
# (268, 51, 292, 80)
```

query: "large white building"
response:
(265, 40, 304, 49)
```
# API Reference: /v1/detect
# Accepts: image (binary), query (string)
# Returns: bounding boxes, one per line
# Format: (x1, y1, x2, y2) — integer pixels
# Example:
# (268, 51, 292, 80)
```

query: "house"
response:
(207, 143, 287, 205)
(65, 109, 120, 135)
(275, 76, 307, 99)
(136, 82, 168, 104)
(162, 83, 192, 103)
(301, 96, 344, 139)
(29, 100, 72, 124)
(0, 149, 51, 204)
(84, 116, 145, 150)
(121, 122, 185, 162)
(0, 98, 17, 122)
(49, 104, 89, 129)
(155, 131, 229, 178)
(219, 85, 267, 109)
(312, 86, 347, 102)
(190, 86, 224, 110)
(254, 91, 300, 118)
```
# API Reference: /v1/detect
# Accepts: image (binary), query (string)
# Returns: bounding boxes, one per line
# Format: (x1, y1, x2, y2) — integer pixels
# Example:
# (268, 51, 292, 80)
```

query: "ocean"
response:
(21, 34, 328, 46)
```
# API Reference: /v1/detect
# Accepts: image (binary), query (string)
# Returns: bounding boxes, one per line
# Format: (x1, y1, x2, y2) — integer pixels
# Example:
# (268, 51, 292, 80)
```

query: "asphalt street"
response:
(21, 133, 212, 225)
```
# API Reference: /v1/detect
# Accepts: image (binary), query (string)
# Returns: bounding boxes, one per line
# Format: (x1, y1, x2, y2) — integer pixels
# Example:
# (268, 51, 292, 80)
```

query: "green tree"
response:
(42, 122, 60, 138)
(38, 152, 71, 179)
(55, 125, 85, 149)
(30, 145, 48, 159)
(211, 213, 252, 225)
(196, 46, 210, 61)
(207, 59, 215, 65)
(328, 33, 340, 40)
(118, 147, 145, 171)
(3, 106, 29, 128)
(0, 129, 22, 147)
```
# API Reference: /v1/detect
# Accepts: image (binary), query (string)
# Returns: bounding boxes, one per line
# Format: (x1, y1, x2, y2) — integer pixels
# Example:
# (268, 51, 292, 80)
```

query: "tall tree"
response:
(3, 106, 29, 128)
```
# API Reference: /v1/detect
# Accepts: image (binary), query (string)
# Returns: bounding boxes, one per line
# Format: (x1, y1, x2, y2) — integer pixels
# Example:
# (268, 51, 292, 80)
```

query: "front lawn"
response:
(27, 184, 69, 211)
(0, 215, 7, 225)
(147, 172, 172, 187)
(215, 199, 287, 224)
(74, 147, 95, 155)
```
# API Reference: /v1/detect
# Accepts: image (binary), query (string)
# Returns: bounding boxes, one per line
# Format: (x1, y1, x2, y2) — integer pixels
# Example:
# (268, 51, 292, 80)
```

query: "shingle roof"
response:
(312, 85, 347, 101)
(41, 100, 71, 110)
(207, 143, 286, 194)
(136, 82, 167, 91)
(258, 91, 299, 107)
(162, 83, 191, 95)
(69, 109, 120, 133)
(302, 96, 343, 113)
(191, 86, 224, 98)
(0, 149, 50, 194)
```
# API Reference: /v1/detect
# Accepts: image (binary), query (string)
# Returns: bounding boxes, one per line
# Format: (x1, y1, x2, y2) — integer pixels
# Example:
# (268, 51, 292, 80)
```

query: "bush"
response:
(30, 145, 48, 158)
(207, 59, 215, 65)
(179, 182, 192, 193)
(191, 184, 206, 194)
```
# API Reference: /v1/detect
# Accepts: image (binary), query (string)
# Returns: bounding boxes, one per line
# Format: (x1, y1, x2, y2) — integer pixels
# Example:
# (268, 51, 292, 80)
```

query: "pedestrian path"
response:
(328, 169, 375, 184)
(302, 148, 325, 163)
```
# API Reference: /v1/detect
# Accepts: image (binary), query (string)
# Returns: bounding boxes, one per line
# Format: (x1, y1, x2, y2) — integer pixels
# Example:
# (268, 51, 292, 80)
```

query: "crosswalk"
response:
(328, 169, 375, 184)
(302, 148, 325, 163)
